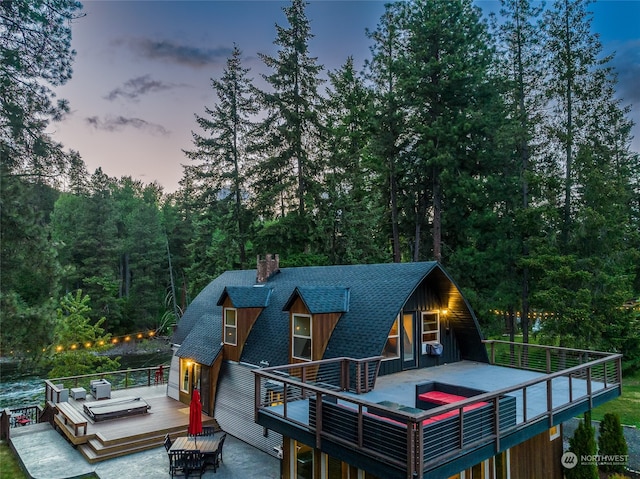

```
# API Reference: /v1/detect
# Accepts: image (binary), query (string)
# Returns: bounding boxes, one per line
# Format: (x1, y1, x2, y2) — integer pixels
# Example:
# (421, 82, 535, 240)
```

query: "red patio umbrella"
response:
(188, 389, 203, 445)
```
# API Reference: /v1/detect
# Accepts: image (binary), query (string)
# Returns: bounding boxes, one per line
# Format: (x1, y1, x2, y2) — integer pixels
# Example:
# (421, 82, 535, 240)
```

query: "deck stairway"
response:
(76, 418, 220, 463)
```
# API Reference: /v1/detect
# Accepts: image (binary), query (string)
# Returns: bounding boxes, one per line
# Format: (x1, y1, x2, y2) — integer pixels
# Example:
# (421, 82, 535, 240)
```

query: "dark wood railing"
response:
(254, 343, 622, 479)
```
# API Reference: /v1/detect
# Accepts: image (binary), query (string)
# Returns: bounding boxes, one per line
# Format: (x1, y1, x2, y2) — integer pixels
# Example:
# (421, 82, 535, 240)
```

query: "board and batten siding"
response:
(214, 361, 282, 456)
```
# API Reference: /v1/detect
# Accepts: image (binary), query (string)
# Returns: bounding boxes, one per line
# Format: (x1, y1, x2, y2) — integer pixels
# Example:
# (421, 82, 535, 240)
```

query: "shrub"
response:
(566, 414, 598, 479)
(598, 413, 628, 473)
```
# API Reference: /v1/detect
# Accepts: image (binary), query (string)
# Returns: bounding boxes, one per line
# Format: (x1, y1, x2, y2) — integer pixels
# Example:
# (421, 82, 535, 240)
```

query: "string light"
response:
(51, 330, 159, 352)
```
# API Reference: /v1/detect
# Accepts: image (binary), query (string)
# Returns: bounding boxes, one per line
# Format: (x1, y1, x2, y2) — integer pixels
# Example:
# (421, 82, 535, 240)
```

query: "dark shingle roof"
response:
(175, 314, 222, 365)
(217, 286, 272, 308)
(172, 261, 484, 367)
(283, 286, 350, 313)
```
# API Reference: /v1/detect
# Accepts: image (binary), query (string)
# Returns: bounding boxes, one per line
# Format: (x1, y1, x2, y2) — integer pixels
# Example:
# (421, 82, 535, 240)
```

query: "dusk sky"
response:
(53, 1, 640, 194)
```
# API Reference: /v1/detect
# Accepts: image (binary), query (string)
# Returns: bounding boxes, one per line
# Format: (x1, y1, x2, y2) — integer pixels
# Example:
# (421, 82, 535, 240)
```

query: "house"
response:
(169, 255, 622, 479)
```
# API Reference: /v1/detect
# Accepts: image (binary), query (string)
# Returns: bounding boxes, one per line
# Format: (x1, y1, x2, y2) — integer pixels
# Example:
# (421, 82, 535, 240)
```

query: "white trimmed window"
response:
(224, 308, 237, 345)
(180, 359, 190, 393)
(422, 311, 440, 344)
(383, 315, 400, 359)
(292, 314, 312, 361)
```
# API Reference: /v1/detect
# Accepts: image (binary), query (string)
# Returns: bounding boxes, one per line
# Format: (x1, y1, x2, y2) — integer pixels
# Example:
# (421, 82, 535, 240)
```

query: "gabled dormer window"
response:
(224, 308, 237, 346)
(292, 314, 312, 361)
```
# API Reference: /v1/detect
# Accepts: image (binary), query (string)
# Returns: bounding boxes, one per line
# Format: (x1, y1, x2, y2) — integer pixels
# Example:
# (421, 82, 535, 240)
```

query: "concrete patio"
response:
(10, 422, 280, 479)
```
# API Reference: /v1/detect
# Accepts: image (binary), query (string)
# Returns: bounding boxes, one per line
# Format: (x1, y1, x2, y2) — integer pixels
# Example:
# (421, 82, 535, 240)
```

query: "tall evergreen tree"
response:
(532, 0, 640, 353)
(392, 0, 509, 265)
(0, 0, 82, 179)
(1, 0, 82, 356)
(319, 57, 385, 264)
(252, 0, 324, 225)
(184, 44, 257, 269)
(366, 5, 406, 262)
(493, 0, 547, 341)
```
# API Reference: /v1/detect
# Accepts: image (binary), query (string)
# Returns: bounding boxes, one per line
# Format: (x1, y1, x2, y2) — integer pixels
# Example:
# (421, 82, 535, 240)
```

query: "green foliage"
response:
(597, 413, 628, 473)
(46, 290, 120, 378)
(566, 416, 599, 479)
(0, 170, 60, 357)
(0, 0, 82, 177)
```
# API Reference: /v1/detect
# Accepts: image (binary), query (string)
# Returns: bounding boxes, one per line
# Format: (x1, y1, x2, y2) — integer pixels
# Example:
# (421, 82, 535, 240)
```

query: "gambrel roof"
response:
(173, 262, 487, 366)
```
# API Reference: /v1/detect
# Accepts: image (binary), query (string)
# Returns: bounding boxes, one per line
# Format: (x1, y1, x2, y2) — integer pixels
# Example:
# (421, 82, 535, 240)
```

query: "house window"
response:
(422, 311, 440, 344)
(224, 308, 237, 345)
(180, 359, 191, 393)
(292, 314, 312, 361)
(383, 316, 400, 359)
(549, 425, 560, 440)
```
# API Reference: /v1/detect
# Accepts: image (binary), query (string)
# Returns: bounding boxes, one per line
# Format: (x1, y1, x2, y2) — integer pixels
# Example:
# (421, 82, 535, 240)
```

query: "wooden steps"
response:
(48, 384, 222, 463)
(78, 419, 219, 463)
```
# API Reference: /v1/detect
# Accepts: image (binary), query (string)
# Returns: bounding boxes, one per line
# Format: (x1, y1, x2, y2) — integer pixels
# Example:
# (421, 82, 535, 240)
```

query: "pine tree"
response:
(319, 57, 385, 264)
(253, 0, 324, 224)
(0, 0, 82, 178)
(567, 417, 598, 479)
(390, 0, 509, 265)
(366, 4, 406, 263)
(184, 44, 258, 269)
(598, 413, 628, 473)
(532, 0, 640, 353)
(493, 0, 547, 342)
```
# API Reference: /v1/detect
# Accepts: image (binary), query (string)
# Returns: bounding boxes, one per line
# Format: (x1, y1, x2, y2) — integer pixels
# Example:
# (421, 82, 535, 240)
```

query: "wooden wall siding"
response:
(509, 427, 563, 479)
(221, 296, 263, 362)
(288, 297, 342, 363)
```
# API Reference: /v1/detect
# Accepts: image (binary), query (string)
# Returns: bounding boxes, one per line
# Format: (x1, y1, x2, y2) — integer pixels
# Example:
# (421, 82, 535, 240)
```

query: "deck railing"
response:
(253, 343, 622, 479)
(44, 364, 170, 404)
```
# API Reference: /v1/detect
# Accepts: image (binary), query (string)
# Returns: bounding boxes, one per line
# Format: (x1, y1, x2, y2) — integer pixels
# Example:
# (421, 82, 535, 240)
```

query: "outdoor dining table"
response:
(170, 435, 219, 454)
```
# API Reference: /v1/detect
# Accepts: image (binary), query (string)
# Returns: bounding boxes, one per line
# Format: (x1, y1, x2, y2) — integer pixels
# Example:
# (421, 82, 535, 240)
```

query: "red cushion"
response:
(418, 391, 467, 404)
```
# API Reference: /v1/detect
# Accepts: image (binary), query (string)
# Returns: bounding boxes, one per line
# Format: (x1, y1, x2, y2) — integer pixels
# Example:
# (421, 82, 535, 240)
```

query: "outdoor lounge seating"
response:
(90, 379, 111, 400)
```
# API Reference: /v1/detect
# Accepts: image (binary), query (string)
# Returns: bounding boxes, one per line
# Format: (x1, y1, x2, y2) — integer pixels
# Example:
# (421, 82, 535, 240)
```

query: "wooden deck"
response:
(53, 384, 218, 463)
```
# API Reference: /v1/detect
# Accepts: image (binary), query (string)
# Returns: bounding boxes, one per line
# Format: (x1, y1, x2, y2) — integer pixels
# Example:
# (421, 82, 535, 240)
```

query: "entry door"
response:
(402, 313, 417, 369)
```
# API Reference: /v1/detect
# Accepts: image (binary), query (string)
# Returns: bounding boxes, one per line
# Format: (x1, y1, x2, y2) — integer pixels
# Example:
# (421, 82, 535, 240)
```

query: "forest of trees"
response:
(1, 0, 639, 370)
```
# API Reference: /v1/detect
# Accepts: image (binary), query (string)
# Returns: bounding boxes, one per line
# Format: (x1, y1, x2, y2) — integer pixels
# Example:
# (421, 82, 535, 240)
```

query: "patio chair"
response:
(199, 426, 215, 436)
(164, 433, 172, 452)
(184, 450, 205, 478)
(168, 449, 188, 478)
(210, 434, 227, 472)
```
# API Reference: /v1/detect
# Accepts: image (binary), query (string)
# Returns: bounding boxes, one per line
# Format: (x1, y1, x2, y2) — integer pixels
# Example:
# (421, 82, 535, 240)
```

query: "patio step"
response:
(78, 419, 220, 463)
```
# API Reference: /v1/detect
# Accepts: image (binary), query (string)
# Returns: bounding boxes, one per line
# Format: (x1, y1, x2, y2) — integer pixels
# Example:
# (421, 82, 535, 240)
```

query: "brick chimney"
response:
(256, 254, 280, 283)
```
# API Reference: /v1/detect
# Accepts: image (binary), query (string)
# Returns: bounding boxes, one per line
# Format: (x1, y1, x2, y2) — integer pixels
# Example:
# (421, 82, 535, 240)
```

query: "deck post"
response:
(546, 379, 553, 428)
(494, 396, 500, 452)
(587, 367, 593, 409)
(406, 421, 416, 479)
(315, 392, 322, 449)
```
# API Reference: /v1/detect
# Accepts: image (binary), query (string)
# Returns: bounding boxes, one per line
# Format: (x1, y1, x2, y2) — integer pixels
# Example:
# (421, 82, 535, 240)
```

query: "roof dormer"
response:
(217, 286, 271, 361)
(283, 286, 349, 364)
